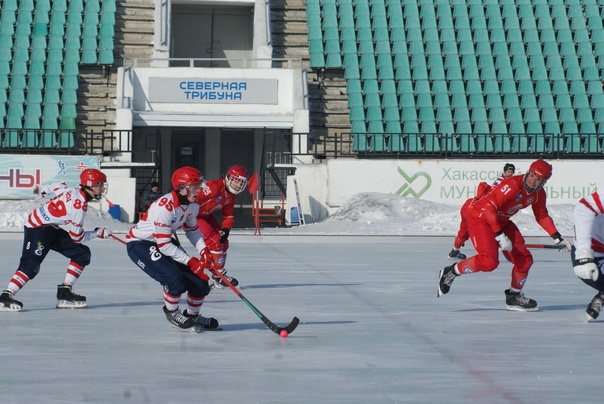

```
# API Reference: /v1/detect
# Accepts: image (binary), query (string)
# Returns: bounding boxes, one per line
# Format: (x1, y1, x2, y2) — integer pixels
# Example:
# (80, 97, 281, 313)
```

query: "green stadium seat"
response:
(58, 117, 76, 148)
(365, 106, 382, 122)
(26, 86, 43, 104)
(369, 132, 386, 152)
(7, 104, 24, 131)
(583, 134, 602, 153)
(383, 105, 400, 121)
(344, 55, 360, 79)
(385, 121, 402, 135)
(348, 92, 363, 108)
(403, 120, 419, 134)
(351, 121, 366, 134)
(309, 52, 324, 69)
(8, 89, 25, 107)
(377, 55, 394, 80)
(351, 133, 369, 152)
(349, 106, 365, 122)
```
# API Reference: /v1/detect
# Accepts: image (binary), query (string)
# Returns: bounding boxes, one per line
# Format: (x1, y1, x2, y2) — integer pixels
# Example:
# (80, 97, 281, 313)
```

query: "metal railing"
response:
(286, 132, 604, 160)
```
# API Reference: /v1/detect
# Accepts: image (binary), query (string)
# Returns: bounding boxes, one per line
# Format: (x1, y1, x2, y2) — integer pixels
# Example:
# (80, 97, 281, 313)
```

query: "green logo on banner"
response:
(395, 167, 431, 198)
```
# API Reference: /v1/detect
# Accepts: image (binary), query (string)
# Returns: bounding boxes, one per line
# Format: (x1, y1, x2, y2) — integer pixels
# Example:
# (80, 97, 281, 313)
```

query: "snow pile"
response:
(0, 192, 575, 237)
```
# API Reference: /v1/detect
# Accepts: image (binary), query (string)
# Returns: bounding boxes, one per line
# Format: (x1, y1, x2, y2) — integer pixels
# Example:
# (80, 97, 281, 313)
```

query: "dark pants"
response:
(18, 226, 91, 280)
(126, 240, 210, 298)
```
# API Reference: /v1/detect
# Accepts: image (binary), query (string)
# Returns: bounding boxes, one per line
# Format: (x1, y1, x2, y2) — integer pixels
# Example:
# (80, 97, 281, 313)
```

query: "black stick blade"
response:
(280, 317, 300, 334)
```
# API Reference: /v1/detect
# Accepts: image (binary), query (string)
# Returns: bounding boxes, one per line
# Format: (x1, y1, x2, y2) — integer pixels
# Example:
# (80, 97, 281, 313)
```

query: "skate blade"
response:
(585, 313, 598, 322)
(56, 300, 88, 309)
(194, 325, 223, 333)
(0, 304, 22, 312)
(437, 269, 446, 298)
(447, 256, 464, 262)
(506, 305, 539, 312)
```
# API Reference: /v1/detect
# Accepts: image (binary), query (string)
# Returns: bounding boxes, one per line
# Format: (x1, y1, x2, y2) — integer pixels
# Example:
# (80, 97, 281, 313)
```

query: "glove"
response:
(200, 247, 214, 269)
(219, 228, 230, 244)
(33, 184, 46, 196)
(573, 249, 600, 281)
(187, 257, 209, 281)
(495, 231, 513, 251)
(552, 232, 572, 253)
(95, 227, 112, 239)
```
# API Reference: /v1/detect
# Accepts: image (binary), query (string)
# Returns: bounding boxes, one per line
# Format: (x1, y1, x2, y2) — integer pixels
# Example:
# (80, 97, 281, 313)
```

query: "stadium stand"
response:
(0, 0, 117, 150)
(305, 0, 604, 155)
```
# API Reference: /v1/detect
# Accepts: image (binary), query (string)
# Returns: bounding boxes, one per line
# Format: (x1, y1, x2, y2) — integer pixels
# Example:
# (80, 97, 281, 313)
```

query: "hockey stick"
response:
(515, 243, 565, 249)
(212, 269, 300, 335)
(111, 234, 127, 245)
(111, 234, 299, 334)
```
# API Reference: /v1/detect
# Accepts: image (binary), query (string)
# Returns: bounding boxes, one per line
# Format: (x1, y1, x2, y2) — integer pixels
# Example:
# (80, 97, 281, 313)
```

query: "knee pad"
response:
(73, 245, 92, 267)
(210, 250, 227, 271)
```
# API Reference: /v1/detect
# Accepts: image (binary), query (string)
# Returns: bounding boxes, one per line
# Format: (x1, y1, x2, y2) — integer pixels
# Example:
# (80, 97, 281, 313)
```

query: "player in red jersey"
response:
(449, 163, 517, 261)
(196, 165, 248, 289)
(0, 169, 113, 311)
(438, 159, 572, 311)
(126, 166, 218, 331)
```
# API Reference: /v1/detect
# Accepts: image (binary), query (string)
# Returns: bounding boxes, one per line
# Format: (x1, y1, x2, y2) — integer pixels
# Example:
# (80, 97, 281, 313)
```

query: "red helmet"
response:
(524, 159, 552, 193)
(80, 169, 107, 187)
(529, 159, 553, 180)
(171, 166, 203, 191)
(225, 165, 248, 194)
(80, 169, 107, 200)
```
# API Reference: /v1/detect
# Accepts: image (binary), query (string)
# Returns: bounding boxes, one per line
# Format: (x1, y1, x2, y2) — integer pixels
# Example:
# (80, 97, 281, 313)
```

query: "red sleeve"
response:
(532, 190, 558, 236)
(475, 182, 489, 199)
(221, 197, 235, 230)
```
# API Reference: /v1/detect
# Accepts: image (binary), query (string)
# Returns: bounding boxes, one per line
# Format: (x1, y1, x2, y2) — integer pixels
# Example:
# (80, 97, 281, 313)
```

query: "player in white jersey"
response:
(571, 191, 604, 321)
(0, 169, 113, 311)
(126, 166, 219, 331)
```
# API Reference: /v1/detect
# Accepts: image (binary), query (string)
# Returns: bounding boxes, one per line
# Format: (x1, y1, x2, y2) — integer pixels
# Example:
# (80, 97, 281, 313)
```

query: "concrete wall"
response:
(285, 159, 601, 225)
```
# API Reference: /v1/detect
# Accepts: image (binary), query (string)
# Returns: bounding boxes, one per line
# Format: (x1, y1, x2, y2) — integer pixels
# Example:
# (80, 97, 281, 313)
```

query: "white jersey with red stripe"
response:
(575, 191, 604, 256)
(126, 191, 207, 265)
(26, 182, 91, 243)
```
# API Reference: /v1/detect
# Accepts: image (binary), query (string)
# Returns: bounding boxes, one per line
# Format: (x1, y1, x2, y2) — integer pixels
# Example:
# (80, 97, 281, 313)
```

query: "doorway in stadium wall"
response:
(221, 130, 254, 206)
(171, 130, 206, 174)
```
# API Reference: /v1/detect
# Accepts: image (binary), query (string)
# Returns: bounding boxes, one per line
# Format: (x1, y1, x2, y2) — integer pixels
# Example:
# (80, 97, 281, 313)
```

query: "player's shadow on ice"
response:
(242, 283, 358, 290)
(220, 320, 353, 332)
(458, 304, 583, 312)
(87, 301, 164, 310)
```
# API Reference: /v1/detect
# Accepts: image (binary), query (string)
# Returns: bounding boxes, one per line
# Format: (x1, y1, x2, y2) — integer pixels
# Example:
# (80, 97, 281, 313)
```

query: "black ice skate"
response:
(448, 249, 467, 261)
(163, 306, 195, 330)
(56, 284, 87, 309)
(210, 270, 238, 290)
(0, 290, 23, 312)
(505, 289, 538, 312)
(184, 310, 220, 330)
(586, 291, 604, 322)
(437, 265, 458, 297)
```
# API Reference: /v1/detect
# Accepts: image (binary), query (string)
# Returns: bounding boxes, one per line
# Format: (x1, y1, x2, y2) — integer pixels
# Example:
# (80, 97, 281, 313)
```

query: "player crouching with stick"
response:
(125, 166, 219, 331)
(0, 169, 113, 311)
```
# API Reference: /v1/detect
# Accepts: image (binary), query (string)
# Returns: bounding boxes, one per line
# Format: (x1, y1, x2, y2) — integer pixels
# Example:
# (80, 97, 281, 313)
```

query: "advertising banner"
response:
(0, 155, 100, 199)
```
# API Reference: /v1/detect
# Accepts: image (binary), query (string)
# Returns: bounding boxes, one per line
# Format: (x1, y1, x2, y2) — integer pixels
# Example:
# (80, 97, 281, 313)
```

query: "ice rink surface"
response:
(0, 232, 600, 404)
